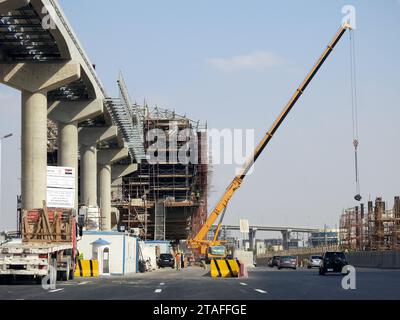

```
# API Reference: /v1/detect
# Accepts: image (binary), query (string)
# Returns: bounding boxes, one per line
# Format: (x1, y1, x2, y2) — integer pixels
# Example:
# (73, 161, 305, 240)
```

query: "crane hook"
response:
(349, 31, 362, 202)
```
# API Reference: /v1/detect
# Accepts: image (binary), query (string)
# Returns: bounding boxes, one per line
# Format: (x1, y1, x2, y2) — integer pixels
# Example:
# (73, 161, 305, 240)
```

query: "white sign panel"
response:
(47, 166, 75, 208)
(47, 166, 75, 189)
(47, 187, 74, 209)
(240, 219, 250, 234)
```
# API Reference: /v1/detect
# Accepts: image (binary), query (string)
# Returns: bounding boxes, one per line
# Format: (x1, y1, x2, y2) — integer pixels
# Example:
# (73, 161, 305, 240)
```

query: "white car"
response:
(307, 255, 322, 269)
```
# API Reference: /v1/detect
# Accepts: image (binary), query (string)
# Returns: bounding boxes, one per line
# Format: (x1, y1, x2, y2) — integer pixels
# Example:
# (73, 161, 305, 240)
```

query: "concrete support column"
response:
(282, 230, 291, 251)
(21, 91, 47, 210)
(98, 164, 111, 231)
(79, 126, 118, 210)
(80, 145, 98, 207)
(58, 122, 78, 208)
(249, 228, 257, 252)
(1, 61, 80, 211)
(97, 148, 129, 231)
(48, 99, 104, 210)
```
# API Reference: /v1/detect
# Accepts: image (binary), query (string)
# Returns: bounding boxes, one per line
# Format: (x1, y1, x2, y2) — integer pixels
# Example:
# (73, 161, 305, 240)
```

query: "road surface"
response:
(1, 266, 399, 300)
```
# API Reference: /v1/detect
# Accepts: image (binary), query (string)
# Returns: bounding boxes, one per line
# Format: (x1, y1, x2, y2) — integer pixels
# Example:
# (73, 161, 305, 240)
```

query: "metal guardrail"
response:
(258, 245, 340, 259)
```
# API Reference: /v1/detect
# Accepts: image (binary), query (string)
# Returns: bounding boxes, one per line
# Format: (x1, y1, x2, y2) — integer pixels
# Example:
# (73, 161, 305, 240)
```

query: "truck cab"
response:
(205, 245, 227, 264)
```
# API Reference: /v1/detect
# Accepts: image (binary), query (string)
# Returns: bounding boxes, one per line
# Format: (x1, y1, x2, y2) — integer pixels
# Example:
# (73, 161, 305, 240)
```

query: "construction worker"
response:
(181, 252, 185, 269)
(175, 251, 181, 271)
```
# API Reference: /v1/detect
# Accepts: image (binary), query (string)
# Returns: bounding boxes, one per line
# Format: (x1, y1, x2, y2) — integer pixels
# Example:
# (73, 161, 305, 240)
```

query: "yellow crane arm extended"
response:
(188, 23, 352, 253)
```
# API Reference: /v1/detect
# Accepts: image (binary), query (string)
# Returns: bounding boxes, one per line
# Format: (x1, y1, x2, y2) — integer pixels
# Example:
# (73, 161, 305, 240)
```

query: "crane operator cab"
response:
(205, 245, 227, 264)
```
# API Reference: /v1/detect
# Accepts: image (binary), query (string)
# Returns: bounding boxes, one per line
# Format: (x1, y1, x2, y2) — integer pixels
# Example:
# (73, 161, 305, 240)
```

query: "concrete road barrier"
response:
(75, 260, 99, 277)
(210, 259, 241, 278)
(346, 250, 400, 269)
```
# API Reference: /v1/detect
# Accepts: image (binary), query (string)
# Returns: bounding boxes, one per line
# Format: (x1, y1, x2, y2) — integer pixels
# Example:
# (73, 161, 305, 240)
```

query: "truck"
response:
(0, 203, 78, 284)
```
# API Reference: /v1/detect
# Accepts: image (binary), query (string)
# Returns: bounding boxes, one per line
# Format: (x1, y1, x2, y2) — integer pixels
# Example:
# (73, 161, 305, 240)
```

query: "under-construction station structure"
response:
(340, 197, 400, 251)
(109, 76, 209, 242)
(46, 73, 209, 241)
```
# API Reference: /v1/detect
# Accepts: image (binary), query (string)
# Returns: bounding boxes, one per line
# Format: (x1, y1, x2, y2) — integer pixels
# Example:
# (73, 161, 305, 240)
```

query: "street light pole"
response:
(0, 133, 13, 230)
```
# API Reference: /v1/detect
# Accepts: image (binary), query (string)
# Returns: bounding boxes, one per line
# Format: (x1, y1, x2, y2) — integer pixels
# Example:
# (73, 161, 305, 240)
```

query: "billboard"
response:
(239, 219, 250, 234)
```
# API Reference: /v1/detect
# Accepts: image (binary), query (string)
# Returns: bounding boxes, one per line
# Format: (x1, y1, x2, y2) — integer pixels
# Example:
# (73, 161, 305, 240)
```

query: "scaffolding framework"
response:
(340, 196, 400, 251)
(112, 107, 209, 241)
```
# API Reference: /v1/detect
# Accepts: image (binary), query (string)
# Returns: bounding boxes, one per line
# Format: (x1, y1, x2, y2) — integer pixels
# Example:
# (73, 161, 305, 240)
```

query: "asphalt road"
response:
(1, 266, 399, 300)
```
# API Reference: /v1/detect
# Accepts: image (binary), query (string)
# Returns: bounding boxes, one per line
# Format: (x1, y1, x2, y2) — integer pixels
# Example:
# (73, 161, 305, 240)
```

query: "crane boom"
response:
(188, 23, 352, 254)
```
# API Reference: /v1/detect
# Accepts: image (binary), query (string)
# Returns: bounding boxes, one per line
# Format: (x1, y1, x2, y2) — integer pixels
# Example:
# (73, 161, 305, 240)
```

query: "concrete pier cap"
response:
(0, 62, 81, 93)
(48, 99, 104, 124)
(79, 126, 118, 147)
(111, 164, 138, 184)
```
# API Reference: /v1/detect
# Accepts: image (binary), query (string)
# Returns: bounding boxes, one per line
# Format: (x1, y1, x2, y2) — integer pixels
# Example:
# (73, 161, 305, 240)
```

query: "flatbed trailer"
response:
(0, 204, 78, 283)
(0, 240, 75, 282)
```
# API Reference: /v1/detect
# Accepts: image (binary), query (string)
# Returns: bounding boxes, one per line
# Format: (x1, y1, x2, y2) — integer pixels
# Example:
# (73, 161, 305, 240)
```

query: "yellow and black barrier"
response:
(210, 259, 241, 278)
(74, 260, 99, 277)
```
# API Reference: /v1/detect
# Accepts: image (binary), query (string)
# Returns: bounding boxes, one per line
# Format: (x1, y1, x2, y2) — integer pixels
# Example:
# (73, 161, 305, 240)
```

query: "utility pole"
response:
(0, 133, 13, 230)
(143, 191, 148, 241)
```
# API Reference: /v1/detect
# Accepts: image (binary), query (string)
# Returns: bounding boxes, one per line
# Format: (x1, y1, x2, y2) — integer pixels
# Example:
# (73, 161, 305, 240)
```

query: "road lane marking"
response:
(255, 289, 268, 294)
(78, 281, 91, 285)
(49, 289, 64, 293)
(160, 282, 165, 286)
(155, 289, 162, 293)
(240, 283, 247, 286)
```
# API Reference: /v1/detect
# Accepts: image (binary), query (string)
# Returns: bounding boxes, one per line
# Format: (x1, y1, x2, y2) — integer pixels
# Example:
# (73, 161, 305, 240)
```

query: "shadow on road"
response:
(0, 276, 41, 286)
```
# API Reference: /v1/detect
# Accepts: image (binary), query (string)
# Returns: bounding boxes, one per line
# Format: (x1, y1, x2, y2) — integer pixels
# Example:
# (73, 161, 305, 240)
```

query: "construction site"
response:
(0, 0, 400, 305)
(110, 106, 209, 241)
(340, 196, 400, 252)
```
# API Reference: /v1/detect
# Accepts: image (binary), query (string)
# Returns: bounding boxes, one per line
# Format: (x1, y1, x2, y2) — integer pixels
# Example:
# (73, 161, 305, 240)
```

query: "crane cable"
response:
(349, 30, 362, 202)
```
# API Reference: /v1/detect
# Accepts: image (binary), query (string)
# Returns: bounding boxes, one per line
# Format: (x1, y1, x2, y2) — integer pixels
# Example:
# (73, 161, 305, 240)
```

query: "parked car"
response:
(157, 253, 175, 269)
(307, 255, 323, 269)
(319, 251, 348, 275)
(278, 256, 297, 270)
(268, 256, 281, 268)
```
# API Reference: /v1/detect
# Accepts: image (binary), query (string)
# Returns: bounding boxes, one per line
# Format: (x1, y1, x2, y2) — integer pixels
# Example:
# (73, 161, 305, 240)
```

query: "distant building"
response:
(310, 229, 339, 247)
(288, 239, 305, 249)
(264, 238, 282, 247)
(255, 240, 267, 255)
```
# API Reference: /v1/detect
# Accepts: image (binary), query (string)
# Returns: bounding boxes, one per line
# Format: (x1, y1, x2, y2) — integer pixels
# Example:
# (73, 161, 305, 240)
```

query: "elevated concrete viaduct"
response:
(0, 0, 139, 230)
(213, 225, 320, 251)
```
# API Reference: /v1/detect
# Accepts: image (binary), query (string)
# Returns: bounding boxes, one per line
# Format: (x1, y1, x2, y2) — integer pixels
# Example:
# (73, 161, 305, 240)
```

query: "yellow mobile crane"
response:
(188, 23, 353, 262)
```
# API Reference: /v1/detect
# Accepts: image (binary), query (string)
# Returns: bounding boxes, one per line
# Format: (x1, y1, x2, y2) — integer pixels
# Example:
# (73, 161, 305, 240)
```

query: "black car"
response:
(268, 256, 281, 268)
(157, 254, 175, 268)
(319, 251, 348, 275)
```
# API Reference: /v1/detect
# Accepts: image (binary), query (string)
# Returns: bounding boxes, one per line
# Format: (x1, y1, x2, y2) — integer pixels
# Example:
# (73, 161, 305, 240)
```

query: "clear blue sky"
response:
(1, 0, 399, 232)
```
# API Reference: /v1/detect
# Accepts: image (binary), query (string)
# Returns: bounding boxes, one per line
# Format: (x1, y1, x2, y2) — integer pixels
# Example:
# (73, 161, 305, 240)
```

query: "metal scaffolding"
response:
(340, 196, 400, 251)
(112, 106, 209, 241)
(104, 72, 146, 162)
